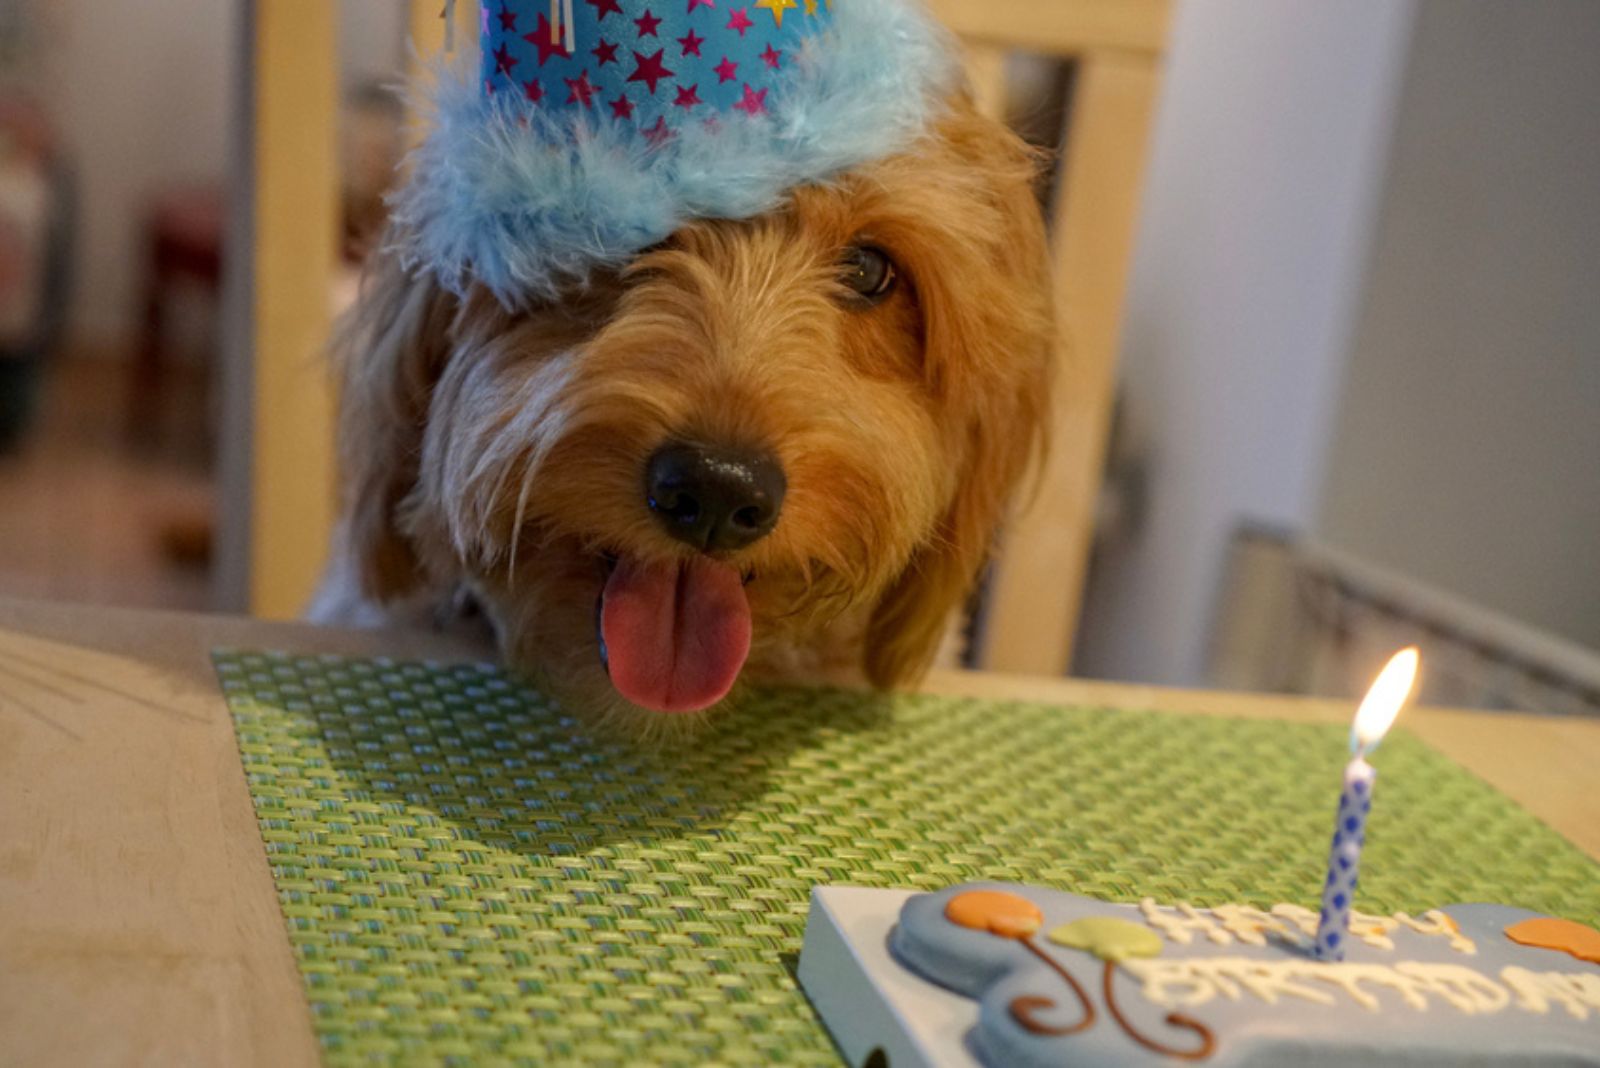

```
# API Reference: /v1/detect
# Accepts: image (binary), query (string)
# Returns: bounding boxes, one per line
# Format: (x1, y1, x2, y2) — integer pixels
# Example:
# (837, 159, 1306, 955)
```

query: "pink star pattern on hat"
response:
(628, 48, 674, 94)
(524, 15, 571, 65)
(482, 0, 836, 137)
(492, 41, 518, 76)
(732, 83, 768, 115)
(565, 70, 598, 106)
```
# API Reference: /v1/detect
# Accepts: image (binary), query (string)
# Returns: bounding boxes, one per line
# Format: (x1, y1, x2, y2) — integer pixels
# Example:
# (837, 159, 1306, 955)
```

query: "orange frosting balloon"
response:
(945, 890, 1044, 939)
(1505, 916, 1600, 965)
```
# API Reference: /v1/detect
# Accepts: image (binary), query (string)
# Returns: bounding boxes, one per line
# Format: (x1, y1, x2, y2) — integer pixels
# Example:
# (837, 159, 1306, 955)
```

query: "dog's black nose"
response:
(645, 442, 786, 552)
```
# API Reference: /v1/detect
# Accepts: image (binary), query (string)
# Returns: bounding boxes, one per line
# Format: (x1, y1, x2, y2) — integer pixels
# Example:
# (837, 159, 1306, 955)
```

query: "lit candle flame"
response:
(1351, 647, 1420, 756)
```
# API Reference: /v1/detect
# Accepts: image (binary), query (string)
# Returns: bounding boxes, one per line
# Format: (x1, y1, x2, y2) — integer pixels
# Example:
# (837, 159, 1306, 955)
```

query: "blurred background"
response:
(0, 0, 1594, 716)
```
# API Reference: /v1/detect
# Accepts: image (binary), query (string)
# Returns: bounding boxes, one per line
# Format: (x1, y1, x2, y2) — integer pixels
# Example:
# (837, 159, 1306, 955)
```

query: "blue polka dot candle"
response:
(1312, 647, 1420, 962)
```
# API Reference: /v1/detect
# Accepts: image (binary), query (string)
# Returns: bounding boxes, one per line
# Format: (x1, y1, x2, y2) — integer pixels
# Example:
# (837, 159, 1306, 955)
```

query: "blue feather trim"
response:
(391, 0, 958, 307)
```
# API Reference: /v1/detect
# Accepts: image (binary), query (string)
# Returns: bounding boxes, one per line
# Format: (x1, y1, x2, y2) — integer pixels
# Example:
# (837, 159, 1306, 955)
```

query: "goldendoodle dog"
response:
(313, 1, 1054, 730)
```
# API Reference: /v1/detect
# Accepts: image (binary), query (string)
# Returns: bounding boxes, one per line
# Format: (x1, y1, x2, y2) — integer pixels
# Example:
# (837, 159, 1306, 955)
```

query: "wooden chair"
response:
(232, 1, 1170, 673)
(221, 0, 338, 617)
(221, 1, 477, 618)
(929, 0, 1172, 675)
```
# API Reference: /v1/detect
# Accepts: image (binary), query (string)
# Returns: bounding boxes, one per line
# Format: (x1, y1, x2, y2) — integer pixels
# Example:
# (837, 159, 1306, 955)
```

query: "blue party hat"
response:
(394, 0, 957, 306)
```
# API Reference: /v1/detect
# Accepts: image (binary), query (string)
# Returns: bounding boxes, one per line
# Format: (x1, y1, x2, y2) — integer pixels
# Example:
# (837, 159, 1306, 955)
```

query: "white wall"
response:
(1071, 0, 1416, 685)
(1316, 0, 1600, 650)
(43, 0, 236, 350)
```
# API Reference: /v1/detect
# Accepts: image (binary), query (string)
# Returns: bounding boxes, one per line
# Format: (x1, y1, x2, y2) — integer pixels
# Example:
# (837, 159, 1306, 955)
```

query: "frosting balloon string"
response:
(942, 890, 1214, 1056)
(1009, 935, 1215, 1060)
(1010, 935, 1096, 1036)
(1102, 959, 1216, 1062)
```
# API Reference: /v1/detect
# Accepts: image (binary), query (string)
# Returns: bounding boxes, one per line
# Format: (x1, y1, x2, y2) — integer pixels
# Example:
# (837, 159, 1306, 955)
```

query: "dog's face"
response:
(336, 100, 1053, 728)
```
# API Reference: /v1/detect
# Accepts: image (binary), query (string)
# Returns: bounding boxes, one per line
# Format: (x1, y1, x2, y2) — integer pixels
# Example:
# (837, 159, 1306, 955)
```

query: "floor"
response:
(0, 357, 214, 611)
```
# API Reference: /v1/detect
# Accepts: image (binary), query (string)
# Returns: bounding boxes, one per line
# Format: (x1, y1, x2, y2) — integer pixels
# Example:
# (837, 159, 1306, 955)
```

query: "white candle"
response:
(1312, 647, 1419, 962)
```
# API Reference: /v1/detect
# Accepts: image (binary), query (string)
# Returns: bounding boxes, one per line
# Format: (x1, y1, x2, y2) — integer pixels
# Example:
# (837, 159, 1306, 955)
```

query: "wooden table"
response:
(2, 597, 1596, 1065)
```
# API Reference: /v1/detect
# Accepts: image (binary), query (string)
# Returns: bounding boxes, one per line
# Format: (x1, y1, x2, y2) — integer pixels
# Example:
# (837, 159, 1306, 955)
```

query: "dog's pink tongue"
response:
(601, 556, 751, 713)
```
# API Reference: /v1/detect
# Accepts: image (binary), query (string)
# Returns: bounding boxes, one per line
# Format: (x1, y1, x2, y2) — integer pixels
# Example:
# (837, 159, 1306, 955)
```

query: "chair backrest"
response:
(221, 0, 341, 618)
(933, 0, 1172, 675)
(231, 0, 1171, 667)
(224, 0, 474, 619)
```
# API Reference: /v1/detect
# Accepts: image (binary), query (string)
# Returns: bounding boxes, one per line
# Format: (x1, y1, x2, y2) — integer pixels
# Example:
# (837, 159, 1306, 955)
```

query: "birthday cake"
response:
(797, 882, 1600, 1067)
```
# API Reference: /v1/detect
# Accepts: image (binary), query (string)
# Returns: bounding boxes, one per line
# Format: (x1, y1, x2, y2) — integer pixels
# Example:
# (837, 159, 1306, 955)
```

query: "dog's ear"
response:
(863, 103, 1055, 688)
(331, 241, 458, 602)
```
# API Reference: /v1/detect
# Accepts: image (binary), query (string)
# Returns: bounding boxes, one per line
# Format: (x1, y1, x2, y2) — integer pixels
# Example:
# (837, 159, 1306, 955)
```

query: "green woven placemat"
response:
(214, 650, 1599, 1066)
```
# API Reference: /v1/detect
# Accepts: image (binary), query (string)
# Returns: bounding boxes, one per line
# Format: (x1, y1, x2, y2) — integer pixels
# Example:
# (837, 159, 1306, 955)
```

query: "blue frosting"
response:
(890, 882, 1600, 1067)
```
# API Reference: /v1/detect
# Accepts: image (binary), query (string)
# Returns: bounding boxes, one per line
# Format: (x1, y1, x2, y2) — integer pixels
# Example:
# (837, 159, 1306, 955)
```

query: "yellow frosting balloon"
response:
(1047, 917, 1163, 962)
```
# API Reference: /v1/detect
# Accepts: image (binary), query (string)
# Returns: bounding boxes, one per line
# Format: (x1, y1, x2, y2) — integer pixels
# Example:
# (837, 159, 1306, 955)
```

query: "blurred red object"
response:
(0, 93, 71, 452)
(127, 182, 224, 444)
(0, 96, 55, 165)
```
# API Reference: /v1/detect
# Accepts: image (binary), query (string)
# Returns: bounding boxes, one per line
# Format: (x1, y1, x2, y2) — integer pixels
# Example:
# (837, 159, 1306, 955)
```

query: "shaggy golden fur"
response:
(317, 97, 1054, 731)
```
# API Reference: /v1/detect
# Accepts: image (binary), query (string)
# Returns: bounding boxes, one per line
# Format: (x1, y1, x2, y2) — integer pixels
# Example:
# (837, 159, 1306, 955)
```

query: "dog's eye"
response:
(839, 245, 897, 304)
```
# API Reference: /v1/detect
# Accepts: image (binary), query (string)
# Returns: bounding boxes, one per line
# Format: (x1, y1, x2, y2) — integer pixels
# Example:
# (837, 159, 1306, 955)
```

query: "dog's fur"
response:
(316, 97, 1054, 730)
